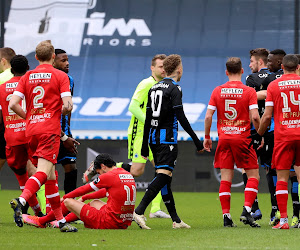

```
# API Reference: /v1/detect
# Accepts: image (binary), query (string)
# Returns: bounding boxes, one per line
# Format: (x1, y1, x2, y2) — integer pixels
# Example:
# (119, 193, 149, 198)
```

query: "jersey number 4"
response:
(281, 91, 300, 112)
(124, 185, 136, 205)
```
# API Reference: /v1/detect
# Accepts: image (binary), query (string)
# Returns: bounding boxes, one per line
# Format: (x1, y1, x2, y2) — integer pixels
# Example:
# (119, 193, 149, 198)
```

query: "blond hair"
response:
(35, 40, 54, 61)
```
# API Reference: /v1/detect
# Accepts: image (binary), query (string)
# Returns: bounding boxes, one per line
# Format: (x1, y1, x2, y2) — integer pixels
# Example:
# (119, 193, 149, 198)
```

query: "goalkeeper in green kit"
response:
(120, 54, 170, 218)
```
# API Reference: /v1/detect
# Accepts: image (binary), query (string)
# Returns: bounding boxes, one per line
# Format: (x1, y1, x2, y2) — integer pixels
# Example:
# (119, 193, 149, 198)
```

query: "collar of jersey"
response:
(163, 77, 177, 85)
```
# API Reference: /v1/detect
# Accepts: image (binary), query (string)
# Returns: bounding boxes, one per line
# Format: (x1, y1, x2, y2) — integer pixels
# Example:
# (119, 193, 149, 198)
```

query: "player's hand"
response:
(256, 137, 264, 150)
(247, 133, 263, 150)
(63, 137, 80, 154)
(203, 138, 212, 152)
(77, 197, 84, 202)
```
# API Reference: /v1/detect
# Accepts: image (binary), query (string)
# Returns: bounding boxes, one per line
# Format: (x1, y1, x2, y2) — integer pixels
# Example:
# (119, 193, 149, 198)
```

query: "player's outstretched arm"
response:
(256, 90, 267, 100)
(128, 99, 146, 123)
(175, 107, 203, 151)
(9, 95, 26, 119)
(63, 183, 94, 200)
(62, 96, 73, 115)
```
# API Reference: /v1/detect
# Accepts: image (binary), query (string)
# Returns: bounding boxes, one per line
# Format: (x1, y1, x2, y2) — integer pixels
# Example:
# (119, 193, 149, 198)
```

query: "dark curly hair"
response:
(94, 153, 116, 169)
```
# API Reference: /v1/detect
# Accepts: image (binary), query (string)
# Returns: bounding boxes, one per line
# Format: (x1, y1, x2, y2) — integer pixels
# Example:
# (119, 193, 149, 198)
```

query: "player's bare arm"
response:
(9, 95, 26, 119)
(256, 90, 267, 100)
(62, 96, 73, 115)
(204, 108, 215, 152)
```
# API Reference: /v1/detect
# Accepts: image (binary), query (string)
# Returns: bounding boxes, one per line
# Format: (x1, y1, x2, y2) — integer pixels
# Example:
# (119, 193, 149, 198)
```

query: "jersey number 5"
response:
(150, 90, 163, 117)
(124, 185, 136, 205)
(225, 99, 237, 120)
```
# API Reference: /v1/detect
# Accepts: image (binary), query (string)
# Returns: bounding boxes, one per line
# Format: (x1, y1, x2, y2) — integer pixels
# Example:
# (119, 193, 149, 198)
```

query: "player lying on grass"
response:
(23, 153, 136, 229)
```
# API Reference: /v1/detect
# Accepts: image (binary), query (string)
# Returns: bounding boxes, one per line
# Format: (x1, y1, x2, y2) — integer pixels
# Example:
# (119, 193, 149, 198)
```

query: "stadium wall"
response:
(0, 140, 270, 192)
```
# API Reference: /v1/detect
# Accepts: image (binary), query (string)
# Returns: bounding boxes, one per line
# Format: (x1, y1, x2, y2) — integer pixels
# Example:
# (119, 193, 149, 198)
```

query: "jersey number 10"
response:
(150, 90, 163, 117)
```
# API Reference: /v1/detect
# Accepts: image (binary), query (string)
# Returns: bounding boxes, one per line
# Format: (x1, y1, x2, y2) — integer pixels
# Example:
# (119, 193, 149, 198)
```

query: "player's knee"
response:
(63, 198, 72, 209)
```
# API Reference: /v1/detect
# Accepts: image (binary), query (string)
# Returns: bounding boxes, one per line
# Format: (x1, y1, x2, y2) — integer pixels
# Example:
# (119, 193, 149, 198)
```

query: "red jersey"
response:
(265, 73, 300, 142)
(0, 76, 27, 146)
(64, 168, 136, 227)
(208, 81, 258, 139)
(14, 64, 71, 137)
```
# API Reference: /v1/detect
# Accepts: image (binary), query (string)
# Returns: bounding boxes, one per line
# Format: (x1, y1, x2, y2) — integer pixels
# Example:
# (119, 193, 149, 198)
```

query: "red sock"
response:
(45, 180, 64, 221)
(276, 181, 288, 218)
(219, 180, 231, 214)
(244, 178, 259, 207)
(39, 201, 70, 225)
(65, 212, 79, 223)
(20, 171, 47, 202)
(46, 197, 51, 214)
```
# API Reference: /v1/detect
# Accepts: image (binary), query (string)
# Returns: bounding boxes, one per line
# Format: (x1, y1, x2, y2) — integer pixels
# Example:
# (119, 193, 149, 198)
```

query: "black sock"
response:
(291, 176, 300, 218)
(64, 169, 77, 194)
(135, 173, 169, 215)
(122, 163, 131, 172)
(161, 176, 181, 223)
(266, 168, 278, 217)
(242, 172, 248, 187)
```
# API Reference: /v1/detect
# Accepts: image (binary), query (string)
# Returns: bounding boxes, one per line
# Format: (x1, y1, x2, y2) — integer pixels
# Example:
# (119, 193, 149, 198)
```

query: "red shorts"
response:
(28, 134, 60, 166)
(6, 144, 28, 170)
(214, 139, 258, 169)
(272, 140, 300, 170)
(80, 204, 128, 229)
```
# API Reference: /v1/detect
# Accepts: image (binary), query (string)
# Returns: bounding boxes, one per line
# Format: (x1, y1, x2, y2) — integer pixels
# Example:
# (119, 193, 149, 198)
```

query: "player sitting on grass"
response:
(23, 153, 136, 229)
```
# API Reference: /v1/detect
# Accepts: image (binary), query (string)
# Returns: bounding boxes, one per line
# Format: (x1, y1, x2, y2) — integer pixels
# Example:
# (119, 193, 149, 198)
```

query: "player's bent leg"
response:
(130, 162, 146, 177)
(64, 198, 86, 219)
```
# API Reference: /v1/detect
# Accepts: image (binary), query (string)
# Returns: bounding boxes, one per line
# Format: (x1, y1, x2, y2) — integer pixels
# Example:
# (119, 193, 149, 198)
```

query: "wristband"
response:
(61, 134, 68, 142)
(205, 135, 210, 139)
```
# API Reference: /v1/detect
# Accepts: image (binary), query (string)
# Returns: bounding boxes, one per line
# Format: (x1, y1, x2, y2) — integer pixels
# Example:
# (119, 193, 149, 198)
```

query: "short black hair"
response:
(270, 49, 286, 56)
(282, 54, 299, 71)
(94, 153, 116, 169)
(55, 49, 66, 55)
(10, 55, 29, 75)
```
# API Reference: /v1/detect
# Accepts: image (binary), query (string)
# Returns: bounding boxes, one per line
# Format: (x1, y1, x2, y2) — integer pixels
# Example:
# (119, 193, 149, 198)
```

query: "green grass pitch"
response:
(0, 190, 298, 249)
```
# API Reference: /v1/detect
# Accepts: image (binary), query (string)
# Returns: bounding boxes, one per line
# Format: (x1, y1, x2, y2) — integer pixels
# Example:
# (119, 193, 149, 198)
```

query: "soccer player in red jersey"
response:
(204, 57, 261, 228)
(255, 54, 300, 229)
(23, 153, 136, 229)
(0, 55, 42, 216)
(8, 40, 77, 232)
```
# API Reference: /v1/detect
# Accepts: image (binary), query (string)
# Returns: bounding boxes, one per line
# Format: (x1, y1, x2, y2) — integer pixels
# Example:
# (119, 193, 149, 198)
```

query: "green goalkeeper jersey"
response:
(128, 76, 157, 134)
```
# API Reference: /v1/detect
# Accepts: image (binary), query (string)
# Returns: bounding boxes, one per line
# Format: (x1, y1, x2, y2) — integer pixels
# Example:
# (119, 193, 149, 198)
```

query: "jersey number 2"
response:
(33, 86, 45, 108)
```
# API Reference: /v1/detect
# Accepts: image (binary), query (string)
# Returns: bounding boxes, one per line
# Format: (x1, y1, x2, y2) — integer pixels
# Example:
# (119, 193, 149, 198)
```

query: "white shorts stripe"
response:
(46, 192, 60, 199)
(20, 186, 25, 190)
(207, 105, 217, 110)
(30, 176, 41, 188)
(219, 192, 231, 196)
(90, 182, 99, 191)
(249, 104, 258, 110)
(265, 101, 274, 107)
(276, 190, 288, 195)
(245, 188, 258, 193)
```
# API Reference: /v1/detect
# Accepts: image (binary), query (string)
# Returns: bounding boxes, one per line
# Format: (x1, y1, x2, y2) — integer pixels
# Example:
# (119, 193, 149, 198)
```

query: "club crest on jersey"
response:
(134, 153, 139, 158)
(169, 145, 174, 151)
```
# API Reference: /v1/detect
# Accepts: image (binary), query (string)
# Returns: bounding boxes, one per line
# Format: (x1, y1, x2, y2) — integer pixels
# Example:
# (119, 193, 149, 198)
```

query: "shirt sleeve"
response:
(14, 75, 26, 99)
(132, 79, 153, 104)
(81, 188, 108, 201)
(170, 85, 183, 109)
(93, 172, 114, 190)
(59, 72, 71, 97)
(265, 83, 274, 107)
(246, 75, 256, 88)
(248, 88, 258, 110)
(207, 88, 218, 110)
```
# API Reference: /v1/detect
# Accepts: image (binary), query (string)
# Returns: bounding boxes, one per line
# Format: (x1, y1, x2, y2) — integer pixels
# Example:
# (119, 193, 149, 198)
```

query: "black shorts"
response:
(150, 144, 178, 171)
(57, 141, 77, 165)
(0, 129, 6, 159)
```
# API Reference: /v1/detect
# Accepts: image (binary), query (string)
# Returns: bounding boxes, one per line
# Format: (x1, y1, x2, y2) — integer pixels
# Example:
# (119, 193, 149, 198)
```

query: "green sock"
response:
(37, 184, 46, 214)
(150, 192, 162, 214)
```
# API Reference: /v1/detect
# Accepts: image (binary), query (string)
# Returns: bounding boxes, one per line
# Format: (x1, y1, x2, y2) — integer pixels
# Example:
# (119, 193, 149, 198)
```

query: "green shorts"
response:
(128, 132, 153, 163)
